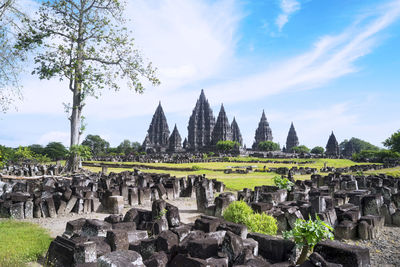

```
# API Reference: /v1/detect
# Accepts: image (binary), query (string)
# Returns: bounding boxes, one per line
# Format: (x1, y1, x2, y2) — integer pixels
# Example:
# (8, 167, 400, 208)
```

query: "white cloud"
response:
(275, 0, 301, 31)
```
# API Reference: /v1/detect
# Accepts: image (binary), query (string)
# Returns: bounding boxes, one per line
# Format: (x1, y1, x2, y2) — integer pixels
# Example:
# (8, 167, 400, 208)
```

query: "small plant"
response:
(223, 201, 277, 235)
(283, 215, 334, 265)
(155, 209, 167, 220)
(246, 213, 278, 235)
(191, 165, 202, 171)
(223, 200, 253, 225)
(273, 176, 294, 191)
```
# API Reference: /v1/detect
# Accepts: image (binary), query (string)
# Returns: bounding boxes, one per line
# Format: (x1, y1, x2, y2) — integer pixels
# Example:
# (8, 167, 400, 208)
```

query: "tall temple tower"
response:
(252, 110, 273, 149)
(211, 104, 232, 145)
(187, 89, 215, 151)
(142, 102, 170, 152)
(168, 124, 183, 152)
(286, 122, 299, 153)
(326, 131, 340, 157)
(231, 117, 243, 146)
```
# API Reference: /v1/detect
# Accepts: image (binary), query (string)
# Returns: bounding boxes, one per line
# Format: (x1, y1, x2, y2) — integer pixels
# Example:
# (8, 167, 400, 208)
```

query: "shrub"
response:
(246, 213, 278, 235)
(257, 141, 280, 151)
(191, 165, 202, 171)
(310, 146, 324, 155)
(273, 176, 294, 191)
(223, 200, 253, 225)
(223, 201, 277, 235)
(216, 140, 239, 152)
(292, 145, 310, 154)
(283, 215, 334, 264)
(352, 149, 400, 163)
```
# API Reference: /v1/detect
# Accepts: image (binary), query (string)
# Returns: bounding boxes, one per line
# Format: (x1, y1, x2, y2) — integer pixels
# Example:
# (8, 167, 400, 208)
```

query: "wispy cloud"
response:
(207, 0, 400, 105)
(275, 0, 301, 31)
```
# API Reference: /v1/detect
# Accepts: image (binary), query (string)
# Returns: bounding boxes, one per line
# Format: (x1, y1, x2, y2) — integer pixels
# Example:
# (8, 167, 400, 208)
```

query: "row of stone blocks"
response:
(46, 199, 371, 267)
(235, 173, 400, 241)
(0, 171, 225, 219)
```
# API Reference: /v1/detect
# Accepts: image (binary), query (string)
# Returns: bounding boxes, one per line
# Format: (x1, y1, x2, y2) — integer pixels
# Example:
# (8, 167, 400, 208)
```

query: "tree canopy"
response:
(216, 140, 239, 152)
(82, 134, 109, 157)
(257, 141, 280, 152)
(292, 145, 310, 154)
(0, 0, 25, 112)
(310, 146, 324, 155)
(17, 0, 159, 170)
(383, 130, 400, 153)
(340, 137, 379, 157)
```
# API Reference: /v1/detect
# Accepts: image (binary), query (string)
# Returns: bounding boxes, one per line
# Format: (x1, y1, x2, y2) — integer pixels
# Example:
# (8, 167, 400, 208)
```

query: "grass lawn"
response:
(84, 157, 374, 191)
(0, 220, 52, 266)
(85, 165, 312, 191)
(364, 166, 400, 178)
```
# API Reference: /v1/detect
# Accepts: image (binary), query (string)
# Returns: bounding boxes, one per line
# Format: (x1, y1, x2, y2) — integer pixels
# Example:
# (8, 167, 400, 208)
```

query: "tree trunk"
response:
(67, 89, 82, 172)
(296, 244, 310, 265)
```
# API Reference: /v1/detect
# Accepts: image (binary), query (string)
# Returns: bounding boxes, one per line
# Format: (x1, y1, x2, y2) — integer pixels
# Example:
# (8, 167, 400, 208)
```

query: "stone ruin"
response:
(46, 198, 371, 267)
(326, 132, 340, 157)
(252, 110, 273, 149)
(233, 172, 400, 241)
(285, 123, 299, 153)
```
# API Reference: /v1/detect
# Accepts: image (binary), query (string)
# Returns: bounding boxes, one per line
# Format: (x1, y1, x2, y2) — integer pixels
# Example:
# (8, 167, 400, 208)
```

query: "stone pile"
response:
(320, 164, 395, 173)
(46, 199, 371, 267)
(1, 163, 63, 177)
(237, 173, 400, 241)
(0, 170, 225, 220)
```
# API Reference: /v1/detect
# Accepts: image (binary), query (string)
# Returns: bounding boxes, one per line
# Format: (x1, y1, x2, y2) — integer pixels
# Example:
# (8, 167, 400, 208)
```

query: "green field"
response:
(0, 220, 52, 266)
(84, 157, 386, 191)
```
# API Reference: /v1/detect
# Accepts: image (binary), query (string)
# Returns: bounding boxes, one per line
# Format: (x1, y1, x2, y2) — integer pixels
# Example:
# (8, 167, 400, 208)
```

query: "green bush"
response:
(257, 141, 280, 151)
(273, 176, 294, 191)
(283, 215, 334, 264)
(223, 201, 277, 235)
(352, 149, 400, 162)
(292, 145, 310, 154)
(223, 200, 253, 225)
(246, 213, 278, 235)
(191, 165, 202, 171)
(216, 140, 239, 152)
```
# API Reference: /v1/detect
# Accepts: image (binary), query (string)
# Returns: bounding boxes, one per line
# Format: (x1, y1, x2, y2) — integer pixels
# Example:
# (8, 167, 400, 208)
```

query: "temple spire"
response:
(326, 131, 340, 157)
(286, 122, 299, 153)
(231, 117, 243, 146)
(252, 110, 273, 149)
(211, 104, 232, 145)
(142, 102, 170, 152)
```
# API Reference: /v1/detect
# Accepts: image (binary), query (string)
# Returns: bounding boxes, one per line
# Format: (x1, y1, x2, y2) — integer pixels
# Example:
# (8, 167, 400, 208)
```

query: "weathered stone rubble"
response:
(47, 197, 371, 267)
(0, 169, 222, 220)
(236, 172, 400, 241)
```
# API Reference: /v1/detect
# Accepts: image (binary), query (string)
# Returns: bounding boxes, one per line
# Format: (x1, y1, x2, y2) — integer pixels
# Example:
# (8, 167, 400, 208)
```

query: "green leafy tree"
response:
(340, 137, 380, 157)
(28, 144, 45, 156)
(273, 176, 294, 191)
(283, 215, 334, 265)
(44, 142, 68, 161)
(216, 140, 239, 152)
(17, 0, 160, 171)
(68, 145, 92, 161)
(352, 149, 400, 162)
(292, 145, 310, 154)
(257, 141, 280, 151)
(82, 135, 110, 157)
(383, 130, 400, 153)
(310, 146, 324, 155)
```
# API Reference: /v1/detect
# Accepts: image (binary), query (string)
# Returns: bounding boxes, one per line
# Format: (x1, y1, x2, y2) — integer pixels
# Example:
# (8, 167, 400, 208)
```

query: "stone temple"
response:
(168, 124, 183, 153)
(231, 117, 243, 146)
(326, 131, 340, 157)
(187, 90, 216, 151)
(211, 104, 233, 145)
(142, 102, 170, 152)
(285, 122, 299, 153)
(252, 110, 273, 149)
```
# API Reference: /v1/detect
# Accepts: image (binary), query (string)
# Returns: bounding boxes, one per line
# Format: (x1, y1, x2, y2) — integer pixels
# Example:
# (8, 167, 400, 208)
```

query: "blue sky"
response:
(1, 0, 400, 149)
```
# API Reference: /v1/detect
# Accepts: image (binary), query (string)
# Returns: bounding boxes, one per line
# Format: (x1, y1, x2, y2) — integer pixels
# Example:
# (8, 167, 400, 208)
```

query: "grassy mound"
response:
(0, 220, 52, 266)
